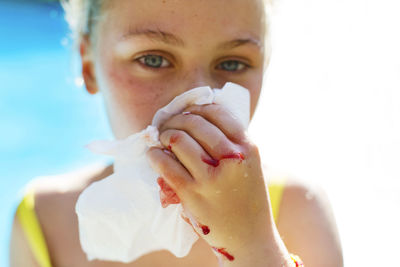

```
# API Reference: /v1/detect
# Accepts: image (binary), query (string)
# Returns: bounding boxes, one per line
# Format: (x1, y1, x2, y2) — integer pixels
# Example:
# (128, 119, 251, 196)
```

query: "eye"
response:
(137, 54, 171, 68)
(217, 60, 248, 72)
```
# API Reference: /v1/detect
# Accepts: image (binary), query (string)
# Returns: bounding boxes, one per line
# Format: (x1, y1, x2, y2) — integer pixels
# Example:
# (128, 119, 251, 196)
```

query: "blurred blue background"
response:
(0, 1, 112, 266)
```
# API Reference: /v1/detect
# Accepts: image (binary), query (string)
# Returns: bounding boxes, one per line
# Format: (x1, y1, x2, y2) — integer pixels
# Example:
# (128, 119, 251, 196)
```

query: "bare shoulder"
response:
(277, 177, 343, 267)
(11, 162, 113, 266)
(32, 162, 113, 231)
(30, 162, 113, 194)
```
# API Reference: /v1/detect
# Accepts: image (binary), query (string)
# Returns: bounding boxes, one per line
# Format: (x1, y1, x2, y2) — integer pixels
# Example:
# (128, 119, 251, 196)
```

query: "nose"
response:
(181, 66, 223, 91)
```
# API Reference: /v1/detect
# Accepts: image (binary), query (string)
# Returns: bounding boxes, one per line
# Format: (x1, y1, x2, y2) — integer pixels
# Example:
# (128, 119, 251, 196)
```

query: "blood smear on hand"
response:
(212, 247, 235, 261)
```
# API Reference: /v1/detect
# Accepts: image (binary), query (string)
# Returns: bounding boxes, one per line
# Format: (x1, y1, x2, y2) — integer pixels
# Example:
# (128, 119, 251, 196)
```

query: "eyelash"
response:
(135, 54, 250, 73)
(216, 60, 248, 72)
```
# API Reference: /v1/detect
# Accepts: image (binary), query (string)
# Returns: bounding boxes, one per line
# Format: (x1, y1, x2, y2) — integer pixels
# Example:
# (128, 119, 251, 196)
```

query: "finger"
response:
(183, 104, 247, 144)
(160, 112, 238, 159)
(159, 129, 215, 179)
(146, 147, 193, 192)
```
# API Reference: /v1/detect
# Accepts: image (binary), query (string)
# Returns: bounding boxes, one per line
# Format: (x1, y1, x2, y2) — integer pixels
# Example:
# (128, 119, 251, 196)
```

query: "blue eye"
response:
(218, 60, 247, 72)
(137, 55, 171, 68)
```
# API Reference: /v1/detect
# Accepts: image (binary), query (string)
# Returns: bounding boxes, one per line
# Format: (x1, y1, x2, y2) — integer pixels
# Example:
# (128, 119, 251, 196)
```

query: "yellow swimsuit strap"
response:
(16, 189, 52, 267)
(268, 179, 286, 224)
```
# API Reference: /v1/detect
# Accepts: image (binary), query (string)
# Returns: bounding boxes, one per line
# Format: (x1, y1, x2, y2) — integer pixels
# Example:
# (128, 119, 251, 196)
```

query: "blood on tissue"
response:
(157, 177, 180, 208)
(201, 152, 245, 167)
(212, 247, 235, 261)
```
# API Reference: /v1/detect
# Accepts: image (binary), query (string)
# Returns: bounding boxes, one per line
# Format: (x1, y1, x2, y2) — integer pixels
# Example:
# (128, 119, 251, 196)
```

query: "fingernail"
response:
(182, 111, 191, 115)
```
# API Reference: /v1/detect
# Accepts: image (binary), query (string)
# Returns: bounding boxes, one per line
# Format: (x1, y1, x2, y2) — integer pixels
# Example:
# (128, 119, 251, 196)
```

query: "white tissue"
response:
(76, 82, 250, 263)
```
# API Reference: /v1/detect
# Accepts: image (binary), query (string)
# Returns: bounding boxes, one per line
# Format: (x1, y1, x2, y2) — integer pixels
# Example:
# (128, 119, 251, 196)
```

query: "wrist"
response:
(219, 227, 293, 267)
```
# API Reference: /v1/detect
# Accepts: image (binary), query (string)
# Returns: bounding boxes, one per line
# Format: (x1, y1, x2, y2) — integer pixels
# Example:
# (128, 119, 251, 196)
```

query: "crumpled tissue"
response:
(75, 82, 250, 263)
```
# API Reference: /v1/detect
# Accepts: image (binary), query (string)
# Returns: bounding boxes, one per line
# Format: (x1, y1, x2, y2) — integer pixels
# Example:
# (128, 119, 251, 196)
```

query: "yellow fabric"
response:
(268, 179, 286, 223)
(15, 181, 285, 267)
(16, 189, 52, 267)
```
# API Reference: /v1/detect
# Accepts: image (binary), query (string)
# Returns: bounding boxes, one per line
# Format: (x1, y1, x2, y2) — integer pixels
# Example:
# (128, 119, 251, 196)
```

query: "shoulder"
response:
(35, 162, 113, 264)
(10, 162, 113, 266)
(30, 162, 114, 218)
(30, 162, 113, 238)
(28, 162, 113, 195)
(31, 162, 113, 210)
(277, 177, 344, 267)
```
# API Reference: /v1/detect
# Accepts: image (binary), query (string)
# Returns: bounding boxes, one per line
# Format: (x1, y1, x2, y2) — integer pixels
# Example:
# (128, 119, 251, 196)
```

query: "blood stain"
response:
(157, 177, 180, 208)
(221, 152, 245, 161)
(202, 152, 245, 167)
(168, 134, 180, 150)
(201, 156, 220, 167)
(198, 223, 210, 235)
(170, 134, 179, 144)
(212, 247, 235, 261)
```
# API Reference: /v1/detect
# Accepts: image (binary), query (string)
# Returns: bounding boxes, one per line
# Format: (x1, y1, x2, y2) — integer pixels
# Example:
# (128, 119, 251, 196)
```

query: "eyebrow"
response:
(217, 38, 262, 50)
(120, 27, 184, 46)
(120, 27, 262, 50)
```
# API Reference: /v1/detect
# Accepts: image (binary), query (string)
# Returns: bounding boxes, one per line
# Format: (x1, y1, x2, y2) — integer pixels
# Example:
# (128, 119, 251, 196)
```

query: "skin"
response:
(10, 0, 343, 266)
(86, 0, 266, 138)
(150, 105, 291, 266)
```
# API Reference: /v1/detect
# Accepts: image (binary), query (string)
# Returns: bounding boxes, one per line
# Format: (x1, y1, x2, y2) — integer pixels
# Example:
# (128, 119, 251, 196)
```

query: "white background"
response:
(249, 0, 400, 266)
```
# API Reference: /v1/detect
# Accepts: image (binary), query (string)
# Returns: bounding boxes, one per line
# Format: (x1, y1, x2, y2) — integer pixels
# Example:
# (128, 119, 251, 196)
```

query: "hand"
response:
(147, 104, 288, 265)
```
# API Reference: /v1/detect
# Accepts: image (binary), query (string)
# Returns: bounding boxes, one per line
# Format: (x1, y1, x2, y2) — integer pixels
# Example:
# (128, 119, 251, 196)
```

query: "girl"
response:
(10, 0, 343, 266)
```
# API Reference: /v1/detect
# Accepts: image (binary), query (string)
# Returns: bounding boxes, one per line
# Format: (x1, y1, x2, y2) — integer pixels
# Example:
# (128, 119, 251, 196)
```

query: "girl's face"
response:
(88, 0, 267, 139)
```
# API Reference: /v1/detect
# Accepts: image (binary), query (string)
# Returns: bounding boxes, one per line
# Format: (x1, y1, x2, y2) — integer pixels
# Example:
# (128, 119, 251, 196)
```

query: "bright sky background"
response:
(250, 0, 400, 265)
(1, 0, 399, 266)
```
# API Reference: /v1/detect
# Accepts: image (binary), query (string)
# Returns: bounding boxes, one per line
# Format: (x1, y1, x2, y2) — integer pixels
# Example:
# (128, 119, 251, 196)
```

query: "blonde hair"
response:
(61, 0, 106, 48)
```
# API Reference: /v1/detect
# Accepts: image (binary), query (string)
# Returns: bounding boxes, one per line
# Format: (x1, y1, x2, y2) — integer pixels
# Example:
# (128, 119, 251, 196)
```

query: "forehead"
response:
(99, 0, 266, 45)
